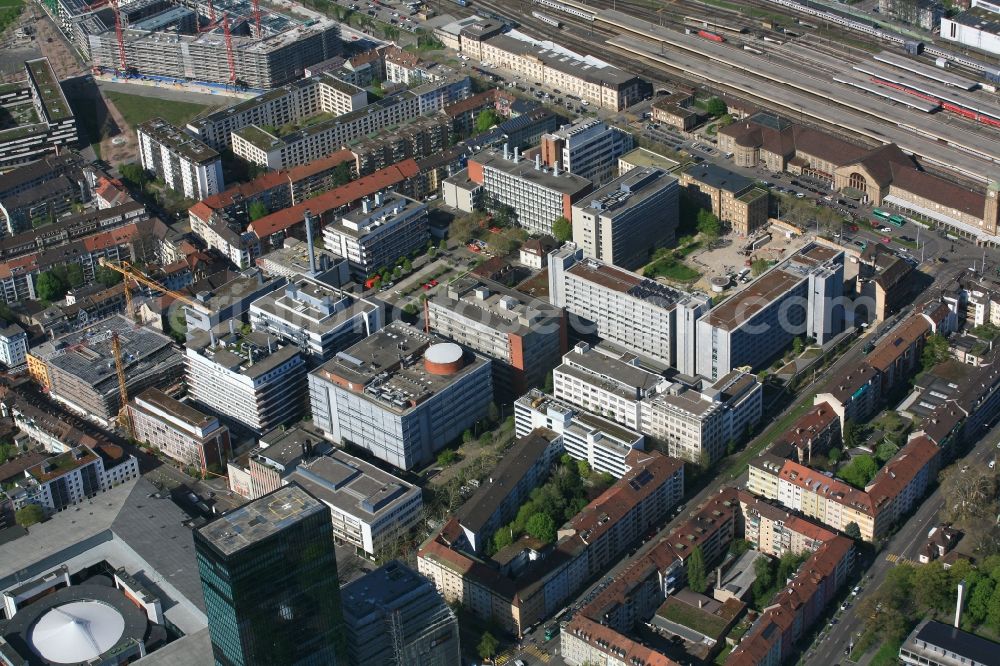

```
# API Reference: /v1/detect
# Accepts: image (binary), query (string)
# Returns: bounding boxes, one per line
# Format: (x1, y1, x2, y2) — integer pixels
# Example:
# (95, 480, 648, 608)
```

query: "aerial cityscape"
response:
(0, 0, 998, 663)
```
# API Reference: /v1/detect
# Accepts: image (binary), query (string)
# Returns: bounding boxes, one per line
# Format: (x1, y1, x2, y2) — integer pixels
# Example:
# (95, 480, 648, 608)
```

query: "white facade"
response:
(548, 244, 710, 374)
(10, 446, 139, 513)
(184, 340, 307, 434)
(941, 1, 1000, 56)
(137, 118, 223, 200)
(0, 323, 27, 369)
(323, 192, 429, 279)
(129, 389, 230, 472)
(544, 119, 635, 186)
(514, 389, 645, 478)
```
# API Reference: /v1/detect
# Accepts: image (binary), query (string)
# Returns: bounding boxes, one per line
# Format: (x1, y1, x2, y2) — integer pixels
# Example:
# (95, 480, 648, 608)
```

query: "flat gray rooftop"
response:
(559, 345, 662, 397)
(196, 485, 327, 556)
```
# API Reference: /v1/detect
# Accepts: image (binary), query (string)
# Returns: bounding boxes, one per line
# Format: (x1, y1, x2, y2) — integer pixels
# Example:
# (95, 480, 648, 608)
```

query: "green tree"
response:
(752, 556, 775, 607)
(477, 632, 499, 660)
(828, 447, 842, 464)
(969, 577, 996, 624)
(916, 562, 957, 613)
(577, 460, 591, 478)
(0, 442, 15, 464)
(526, 512, 556, 543)
(248, 200, 269, 221)
(493, 528, 513, 552)
(437, 449, 458, 465)
(475, 109, 501, 133)
(543, 370, 554, 393)
(922, 334, 950, 371)
(65, 264, 85, 289)
(552, 215, 573, 242)
(119, 163, 148, 189)
(791, 336, 805, 356)
(15, 504, 44, 527)
(35, 270, 67, 301)
(402, 303, 418, 316)
(332, 161, 353, 187)
(837, 454, 879, 489)
(845, 521, 862, 540)
(401, 258, 413, 273)
(843, 419, 860, 449)
(696, 209, 722, 238)
(705, 97, 727, 117)
(986, 584, 1000, 633)
(462, 429, 473, 443)
(95, 266, 123, 287)
(487, 401, 500, 424)
(751, 257, 771, 276)
(687, 545, 707, 593)
(876, 440, 900, 464)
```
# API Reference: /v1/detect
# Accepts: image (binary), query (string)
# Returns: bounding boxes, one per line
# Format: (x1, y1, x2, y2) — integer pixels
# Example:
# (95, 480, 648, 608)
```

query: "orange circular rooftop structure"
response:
(424, 343, 464, 375)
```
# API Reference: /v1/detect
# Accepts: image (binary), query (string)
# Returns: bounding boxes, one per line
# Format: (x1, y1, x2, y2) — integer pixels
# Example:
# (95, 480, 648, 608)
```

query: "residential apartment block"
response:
(185, 331, 307, 434)
(129, 387, 232, 476)
(426, 276, 566, 398)
(540, 119, 635, 186)
(679, 163, 769, 237)
(747, 435, 941, 541)
(0, 322, 27, 369)
(696, 243, 845, 380)
(249, 275, 382, 361)
(570, 167, 679, 270)
(289, 449, 423, 557)
(456, 428, 563, 552)
(737, 490, 837, 558)
(514, 389, 645, 478)
(418, 449, 683, 636)
(464, 146, 593, 236)
(0, 59, 78, 169)
(137, 118, 223, 200)
(548, 244, 711, 373)
(322, 191, 429, 279)
(309, 321, 493, 470)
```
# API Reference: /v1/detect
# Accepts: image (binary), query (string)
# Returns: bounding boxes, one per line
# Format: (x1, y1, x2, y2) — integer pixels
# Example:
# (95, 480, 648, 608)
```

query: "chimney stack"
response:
(514, 147, 520, 163)
(304, 209, 318, 275)
(554, 161, 561, 177)
(956, 580, 966, 628)
(362, 198, 370, 214)
(535, 154, 541, 170)
(503, 143, 510, 161)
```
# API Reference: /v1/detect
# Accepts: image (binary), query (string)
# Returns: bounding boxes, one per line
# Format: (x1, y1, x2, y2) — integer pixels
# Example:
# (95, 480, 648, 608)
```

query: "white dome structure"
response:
(30, 601, 126, 664)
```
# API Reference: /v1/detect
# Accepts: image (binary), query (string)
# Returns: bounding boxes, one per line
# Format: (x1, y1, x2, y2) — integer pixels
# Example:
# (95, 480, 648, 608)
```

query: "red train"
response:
(871, 76, 1000, 129)
(697, 30, 725, 42)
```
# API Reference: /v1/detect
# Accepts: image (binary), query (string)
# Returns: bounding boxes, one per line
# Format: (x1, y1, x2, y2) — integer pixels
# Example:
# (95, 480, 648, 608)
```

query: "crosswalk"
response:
(524, 644, 552, 663)
(493, 643, 552, 665)
(885, 553, 916, 565)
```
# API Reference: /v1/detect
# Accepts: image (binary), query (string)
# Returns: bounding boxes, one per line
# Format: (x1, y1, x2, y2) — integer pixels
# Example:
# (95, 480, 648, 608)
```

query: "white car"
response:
(991, 460, 996, 470)
(795, 192, 805, 199)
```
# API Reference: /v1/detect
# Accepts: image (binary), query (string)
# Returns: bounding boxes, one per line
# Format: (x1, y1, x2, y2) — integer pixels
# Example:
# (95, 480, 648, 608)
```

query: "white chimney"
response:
(503, 143, 510, 160)
(535, 154, 541, 170)
(362, 198, 370, 214)
(956, 580, 966, 628)
(513, 147, 520, 163)
(554, 161, 561, 177)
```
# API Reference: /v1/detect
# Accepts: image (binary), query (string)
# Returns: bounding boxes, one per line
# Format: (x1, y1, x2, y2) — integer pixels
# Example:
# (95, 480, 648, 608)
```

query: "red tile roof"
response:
(565, 615, 680, 666)
(286, 149, 354, 183)
(866, 313, 931, 373)
(249, 159, 420, 238)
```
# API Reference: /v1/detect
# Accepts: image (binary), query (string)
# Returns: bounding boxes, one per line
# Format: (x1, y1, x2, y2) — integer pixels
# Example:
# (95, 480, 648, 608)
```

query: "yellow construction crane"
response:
(111, 332, 135, 440)
(98, 257, 211, 320)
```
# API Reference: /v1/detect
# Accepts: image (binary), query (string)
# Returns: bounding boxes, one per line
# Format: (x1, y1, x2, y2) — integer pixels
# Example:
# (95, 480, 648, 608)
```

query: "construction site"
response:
(46, 0, 341, 89)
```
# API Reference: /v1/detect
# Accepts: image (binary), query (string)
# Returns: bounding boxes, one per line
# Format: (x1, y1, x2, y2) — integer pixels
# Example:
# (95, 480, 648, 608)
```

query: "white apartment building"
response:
(323, 191, 429, 279)
(467, 146, 593, 236)
(187, 72, 370, 150)
(137, 118, 223, 200)
(640, 370, 762, 464)
(289, 450, 423, 557)
(514, 389, 645, 478)
(0, 322, 27, 369)
(129, 387, 231, 475)
(249, 276, 382, 361)
(540, 119, 635, 186)
(570, 167, 679, 270)
(185, 331, 307, 434)
(309, 322, 493, 470)
(9, 445, 139, 514)
(231, 77, 470, 170)
(548, 244, 711, 374)
(695, 243, 845, 380)
(553, 342, 664, 433)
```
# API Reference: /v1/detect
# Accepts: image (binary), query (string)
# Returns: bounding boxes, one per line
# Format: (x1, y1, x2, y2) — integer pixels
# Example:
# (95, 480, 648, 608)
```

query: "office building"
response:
(514, 389, 645, 478)
(309, 321, 493, 470)
(456, 428, 562, 552)
(0, 321, 27, 369)
(548, 245, 711, 373)
(7, 444, 139, 514)
(899, 619, 1000, 666)
(679, 164, 769, 237)
(695, 243, 844, 380)
(640, 370, 762, 464)
(229, 425, 330, 500)
(0, 59, 77, 169)
(249, 275, 382, 361)
(27, 316, 184, 425)
(129, 387, 232, 476)
(540, 119, 635, 186)
(342, 561, 460, 666)
(288, 449, 423, 557)
(570, 167, 679, 270)
(322, 191, 429, 279)
(465, 146, 593, 236)
(477, 33, 645, 111)
(138, 118, 223, 200)
(195, 485, 346, 666)
(426, 276, 566, 397)
(185, 331, 307, 434)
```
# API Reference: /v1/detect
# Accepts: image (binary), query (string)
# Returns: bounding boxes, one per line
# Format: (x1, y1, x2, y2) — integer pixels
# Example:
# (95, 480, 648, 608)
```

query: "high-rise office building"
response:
(194, 485, 346, 666)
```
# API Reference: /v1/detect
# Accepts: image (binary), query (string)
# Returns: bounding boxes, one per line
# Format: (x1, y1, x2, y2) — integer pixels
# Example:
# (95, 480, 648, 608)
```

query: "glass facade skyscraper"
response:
(194, 484, 345, 666)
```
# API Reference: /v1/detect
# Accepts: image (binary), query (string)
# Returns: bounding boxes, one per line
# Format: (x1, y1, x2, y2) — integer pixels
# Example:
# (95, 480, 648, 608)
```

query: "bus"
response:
(888, 214, 906, 227)
(872, 209, 891, 220)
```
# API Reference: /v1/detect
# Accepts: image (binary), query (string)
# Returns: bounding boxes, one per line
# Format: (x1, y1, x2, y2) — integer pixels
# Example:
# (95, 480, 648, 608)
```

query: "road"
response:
(805, 419, 1000, 666)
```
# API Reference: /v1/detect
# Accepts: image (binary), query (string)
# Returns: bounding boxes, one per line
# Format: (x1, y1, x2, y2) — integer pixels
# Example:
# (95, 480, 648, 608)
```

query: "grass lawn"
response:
(722, 398, 811, 480)
(659, 598, 728, 637)
(104, 91, 218, 129)
(869, 639, 902, 666)
(644, 257, 700, 282)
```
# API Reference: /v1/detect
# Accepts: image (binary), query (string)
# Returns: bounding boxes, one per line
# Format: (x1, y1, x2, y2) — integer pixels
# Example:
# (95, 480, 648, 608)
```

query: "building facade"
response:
(137, 118, 223, 200)
(540, 119, 635, 186)
(129, 387, 232, 476)
(679, 163, 769, 237)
